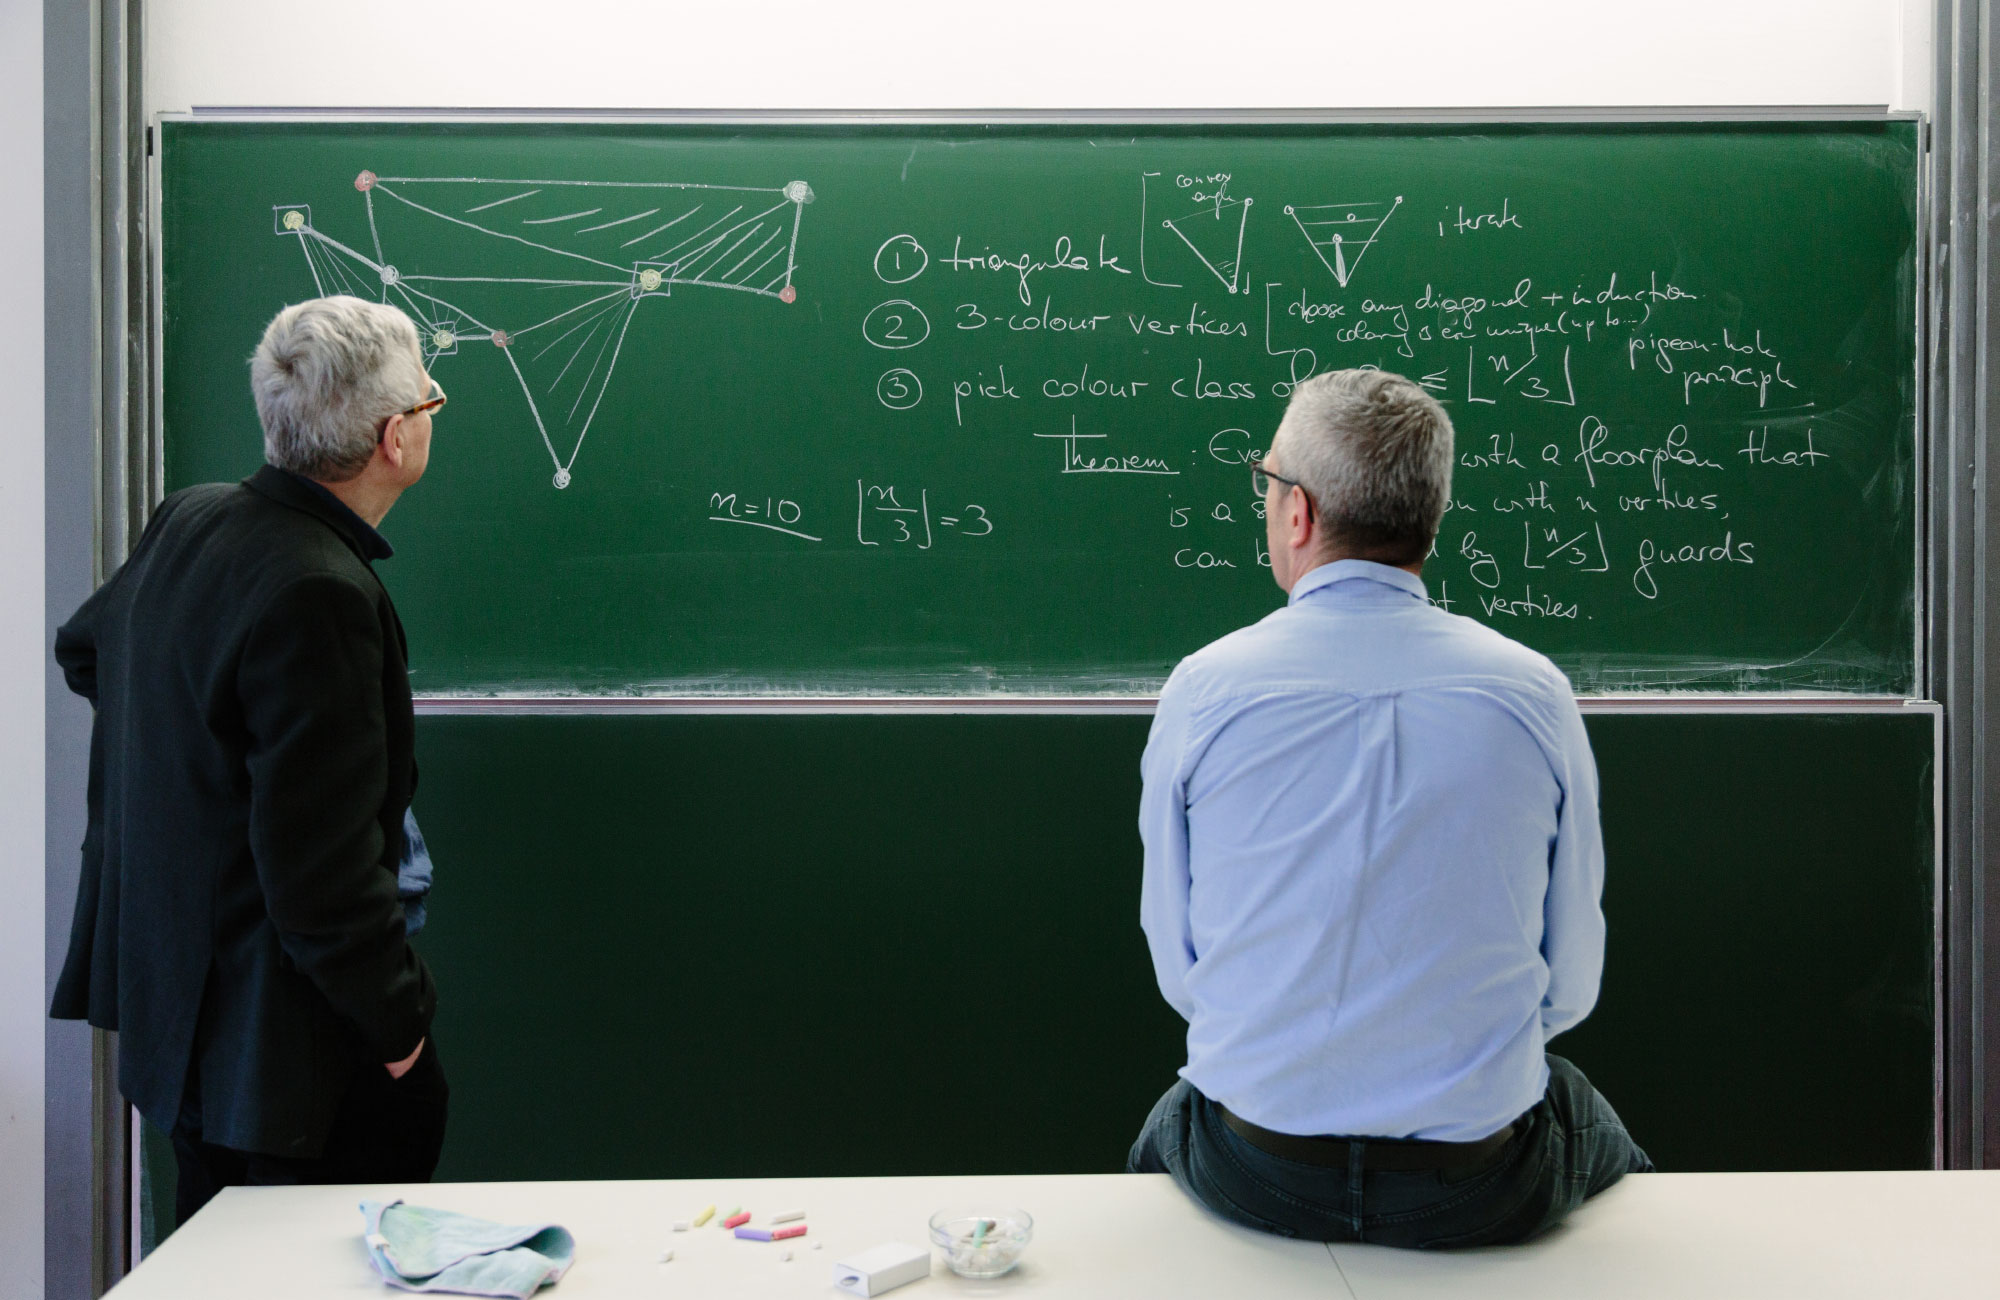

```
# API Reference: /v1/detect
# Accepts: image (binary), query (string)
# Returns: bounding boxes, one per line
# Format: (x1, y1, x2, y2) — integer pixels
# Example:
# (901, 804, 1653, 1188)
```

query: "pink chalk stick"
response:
(772, 1224, 807, 1240)
(722, 1211, 751, 1230)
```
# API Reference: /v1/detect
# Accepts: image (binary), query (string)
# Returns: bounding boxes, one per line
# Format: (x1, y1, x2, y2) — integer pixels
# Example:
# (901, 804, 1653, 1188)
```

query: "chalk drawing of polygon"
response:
(1285, 195, 1401, 288)
(272, 170, 813, 489)
(1161, 190, 1253, 295)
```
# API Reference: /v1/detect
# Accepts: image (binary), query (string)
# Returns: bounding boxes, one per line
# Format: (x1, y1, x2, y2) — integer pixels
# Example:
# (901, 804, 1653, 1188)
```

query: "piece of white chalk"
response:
(771, 1208, 806, 1223)
(659, 1249, 674, 1263)
(672, 1221, 690, 1232)
(812, 1241, 823, 1250)
(780, 1250, 793, 1262)
(365, 1233, 390, 1251)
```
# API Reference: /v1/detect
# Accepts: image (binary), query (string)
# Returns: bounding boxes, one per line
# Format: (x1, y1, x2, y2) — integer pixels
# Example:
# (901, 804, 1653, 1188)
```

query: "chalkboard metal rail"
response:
(176, 106, 1913, 125)
(411, 695, 1940, 716)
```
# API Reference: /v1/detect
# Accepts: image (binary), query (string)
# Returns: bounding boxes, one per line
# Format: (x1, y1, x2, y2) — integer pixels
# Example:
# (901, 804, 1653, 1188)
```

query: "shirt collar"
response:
(244, 465, 395, 562)
(1287, 558, 1428, 606)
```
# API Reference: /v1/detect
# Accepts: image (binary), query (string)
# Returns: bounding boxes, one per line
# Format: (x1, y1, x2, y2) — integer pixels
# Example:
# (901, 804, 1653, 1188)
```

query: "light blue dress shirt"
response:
(1139, 559, 1606, 1142)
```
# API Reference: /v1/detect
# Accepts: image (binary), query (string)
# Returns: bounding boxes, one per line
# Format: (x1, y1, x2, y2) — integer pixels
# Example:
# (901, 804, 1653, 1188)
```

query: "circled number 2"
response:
(863, 300, 931, 351)
(877, 369, 923, 410)
(874, 235, 928, 284)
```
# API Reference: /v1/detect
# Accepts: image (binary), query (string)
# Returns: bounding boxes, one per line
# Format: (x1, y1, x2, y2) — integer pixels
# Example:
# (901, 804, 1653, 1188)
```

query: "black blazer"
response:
(53, 465, 436, 1159)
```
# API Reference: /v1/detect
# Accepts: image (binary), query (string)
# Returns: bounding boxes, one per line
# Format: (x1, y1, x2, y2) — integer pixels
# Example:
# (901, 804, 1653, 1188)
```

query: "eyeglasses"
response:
(377, 378, 446, 443)
(1251, 460, 1314, 521)
(397, 378, 447, 420)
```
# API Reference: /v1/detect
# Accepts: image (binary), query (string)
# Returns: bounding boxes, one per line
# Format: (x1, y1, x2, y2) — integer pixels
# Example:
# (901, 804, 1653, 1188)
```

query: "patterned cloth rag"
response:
(359, 1199, 575, 1298)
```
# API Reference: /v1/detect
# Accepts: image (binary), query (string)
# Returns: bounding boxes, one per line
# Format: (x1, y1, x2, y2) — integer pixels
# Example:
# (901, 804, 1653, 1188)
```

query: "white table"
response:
(110, 1171, 2000, 1298)
(1327, 1171, 2000, 1298)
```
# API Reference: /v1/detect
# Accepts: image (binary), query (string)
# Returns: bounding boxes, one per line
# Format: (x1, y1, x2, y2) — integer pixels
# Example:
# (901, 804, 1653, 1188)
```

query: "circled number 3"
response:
(877, 369, 923, 410)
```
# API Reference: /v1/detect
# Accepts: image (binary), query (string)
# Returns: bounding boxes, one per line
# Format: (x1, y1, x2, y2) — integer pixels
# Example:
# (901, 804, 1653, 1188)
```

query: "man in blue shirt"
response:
(1129, 368, 1651, 1247)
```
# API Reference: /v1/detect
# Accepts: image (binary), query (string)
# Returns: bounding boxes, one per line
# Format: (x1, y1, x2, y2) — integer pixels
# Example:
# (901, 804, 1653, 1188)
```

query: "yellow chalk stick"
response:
(691, 1204, 715, 1228)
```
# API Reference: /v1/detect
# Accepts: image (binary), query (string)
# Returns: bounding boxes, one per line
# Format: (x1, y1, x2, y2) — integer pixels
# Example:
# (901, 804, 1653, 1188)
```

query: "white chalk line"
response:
(707, 516, 823, 542)
(465, 189, 540, 213)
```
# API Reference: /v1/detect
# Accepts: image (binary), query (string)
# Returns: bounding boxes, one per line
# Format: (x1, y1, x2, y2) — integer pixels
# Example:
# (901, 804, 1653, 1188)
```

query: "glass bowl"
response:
(928, 1207, 1033, 1279)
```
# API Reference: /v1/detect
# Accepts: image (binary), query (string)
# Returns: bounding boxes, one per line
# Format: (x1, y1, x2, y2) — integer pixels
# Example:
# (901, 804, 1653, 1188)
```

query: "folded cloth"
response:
(360, 1199, 575, 1299)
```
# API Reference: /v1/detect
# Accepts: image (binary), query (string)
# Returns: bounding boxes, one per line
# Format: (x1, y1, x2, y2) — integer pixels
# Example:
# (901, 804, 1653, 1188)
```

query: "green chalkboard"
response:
(135, 707, 1935, 1240)
(160, 120, 1919, 695)
(394, 710, 1931, 1180)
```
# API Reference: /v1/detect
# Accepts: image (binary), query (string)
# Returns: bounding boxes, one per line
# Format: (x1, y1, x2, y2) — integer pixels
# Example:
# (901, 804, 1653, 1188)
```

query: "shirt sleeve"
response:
(1139, 662, 1198, 1022)
(239, 572, 434, 1060)
(1540, 682, 1607, 1039)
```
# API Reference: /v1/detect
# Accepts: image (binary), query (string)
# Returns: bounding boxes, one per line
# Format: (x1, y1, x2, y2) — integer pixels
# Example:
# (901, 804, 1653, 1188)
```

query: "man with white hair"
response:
(1128, 368, 1651, 1247)
(52, 295, 449, 1226)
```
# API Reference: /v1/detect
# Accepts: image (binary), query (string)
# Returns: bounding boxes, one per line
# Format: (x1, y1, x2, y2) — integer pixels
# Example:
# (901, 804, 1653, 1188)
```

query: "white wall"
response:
(148, 0, 1932, 117)
(4, 0, 45, 1292)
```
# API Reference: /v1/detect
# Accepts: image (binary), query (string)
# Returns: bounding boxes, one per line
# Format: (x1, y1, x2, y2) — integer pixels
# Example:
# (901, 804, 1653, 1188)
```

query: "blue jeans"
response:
(1127, 1054, 1653, 1248)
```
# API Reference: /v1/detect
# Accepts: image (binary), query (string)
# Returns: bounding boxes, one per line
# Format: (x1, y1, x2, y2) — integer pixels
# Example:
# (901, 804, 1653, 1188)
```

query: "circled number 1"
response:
(874, 235, 928, 284)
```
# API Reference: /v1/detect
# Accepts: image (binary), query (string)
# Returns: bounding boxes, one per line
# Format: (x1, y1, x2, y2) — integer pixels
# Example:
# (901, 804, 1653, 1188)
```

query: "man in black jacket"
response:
(53, 295, 449, 1225)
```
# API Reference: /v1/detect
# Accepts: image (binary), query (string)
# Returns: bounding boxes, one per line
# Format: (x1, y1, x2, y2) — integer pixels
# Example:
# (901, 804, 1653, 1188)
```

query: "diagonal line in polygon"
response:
(1162, 195, 1254, 295)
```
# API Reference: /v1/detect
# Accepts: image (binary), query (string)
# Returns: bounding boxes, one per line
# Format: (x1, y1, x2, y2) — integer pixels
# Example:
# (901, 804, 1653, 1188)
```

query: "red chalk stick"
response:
(722, 1211, 751, 1230)
(772, 1224, 807, 1240)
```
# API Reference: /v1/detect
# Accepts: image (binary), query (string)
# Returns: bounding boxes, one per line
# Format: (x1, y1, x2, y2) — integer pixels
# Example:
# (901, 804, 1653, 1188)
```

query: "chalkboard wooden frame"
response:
(152, 109, 1928, 704)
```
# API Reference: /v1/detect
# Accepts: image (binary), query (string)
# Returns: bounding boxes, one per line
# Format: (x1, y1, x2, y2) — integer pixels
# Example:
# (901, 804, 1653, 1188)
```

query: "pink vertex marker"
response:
(722, 1211, 752, 1230)
(773, 1224, 808, 1240)
(735, 1226, 774, 1241)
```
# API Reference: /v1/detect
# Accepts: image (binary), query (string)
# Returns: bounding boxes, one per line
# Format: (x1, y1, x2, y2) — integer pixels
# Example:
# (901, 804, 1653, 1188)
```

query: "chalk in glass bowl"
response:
(928, 1208, 1033, 1279)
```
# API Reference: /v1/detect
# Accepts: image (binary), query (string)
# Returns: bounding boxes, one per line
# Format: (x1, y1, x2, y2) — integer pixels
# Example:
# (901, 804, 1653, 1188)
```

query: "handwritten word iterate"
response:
(1439, 200, 1522, 236)
(940, 235, 1130, 305)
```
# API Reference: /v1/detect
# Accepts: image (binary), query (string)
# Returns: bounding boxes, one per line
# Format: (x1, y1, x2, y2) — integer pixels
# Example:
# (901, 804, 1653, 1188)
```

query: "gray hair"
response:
(1270, 369, 1455, 565)
(250, 296, 425, 481)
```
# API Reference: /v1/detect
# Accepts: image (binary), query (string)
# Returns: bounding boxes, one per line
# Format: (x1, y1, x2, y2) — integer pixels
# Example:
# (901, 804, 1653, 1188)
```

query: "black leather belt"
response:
(1218, 1105, 1520, 1172)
